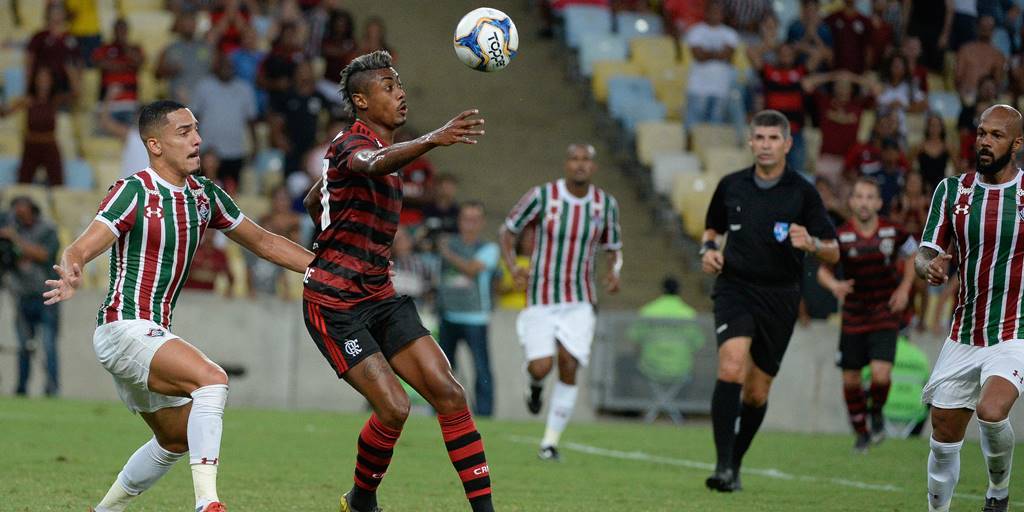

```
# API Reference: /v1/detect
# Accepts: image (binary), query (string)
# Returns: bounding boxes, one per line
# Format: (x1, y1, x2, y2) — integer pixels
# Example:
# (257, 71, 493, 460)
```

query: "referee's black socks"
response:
(711, 379, 743, 473)
(733, 401, 768, 472)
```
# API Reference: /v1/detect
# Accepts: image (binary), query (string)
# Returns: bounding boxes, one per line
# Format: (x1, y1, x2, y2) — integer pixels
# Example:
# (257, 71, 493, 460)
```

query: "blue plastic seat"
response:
(615, 11, 664, 41)
(578, 34, 629, 77)
(563, 5, 614, 49)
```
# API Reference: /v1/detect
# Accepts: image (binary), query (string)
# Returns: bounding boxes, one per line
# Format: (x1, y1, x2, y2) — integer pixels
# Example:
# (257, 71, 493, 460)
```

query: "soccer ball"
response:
(453, 7, 519, 72)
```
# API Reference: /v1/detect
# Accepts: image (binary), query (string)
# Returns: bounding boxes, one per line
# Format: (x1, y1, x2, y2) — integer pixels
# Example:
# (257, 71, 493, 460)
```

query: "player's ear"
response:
(351, 91, 368, 111)
(146, 136, 162, 157)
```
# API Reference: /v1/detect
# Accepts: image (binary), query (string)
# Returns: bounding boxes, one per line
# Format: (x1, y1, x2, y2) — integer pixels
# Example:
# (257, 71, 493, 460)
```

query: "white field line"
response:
(505, 435, 985, 502)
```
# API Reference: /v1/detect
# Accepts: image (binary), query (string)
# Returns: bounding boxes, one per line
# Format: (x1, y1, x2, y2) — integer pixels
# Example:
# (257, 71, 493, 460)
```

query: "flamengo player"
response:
(300, 51, 493, 512)
(43, 101, 314, 512)
(818, 177, 917, 453)
(918, 105, 1024, 512)
(498, 143, 622, 461)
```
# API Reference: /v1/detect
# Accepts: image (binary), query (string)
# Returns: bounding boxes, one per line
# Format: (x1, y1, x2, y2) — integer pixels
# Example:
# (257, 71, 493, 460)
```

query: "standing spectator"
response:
(3, 68, 68, 185)
(319, 8, 357, 88)
(269, 61, 324, 177)
(92, 18, 144, 125)
(3, 196, 60, 396)
(786, 0, 834, 70)
(391, 226, 436, 307)
(156, 11, 214, 103)
(65, 0, 102, 66)
(358, 16, 395, 58)
(722, 0, 773, 45)
(183, 234, 233, 293)
(208, 0, 253, 55)
(258, 21, 306, 107)
(956, 15, 1007, 102)
(683, 3, 740, 129)
(901, 36, 930, 94)
(26, 3, 80, 97)
(826, 0, 872, 73)
(422, 173, 461, 243)
(890, 170, 930, 238)
(877, 54, 928, 137)
(246, 184, 302, 297)
(912, 113, 954, 191)
(438, 202, 500, 418)
(905, 0, 953, 72)
(866, 0, 896, 70)
(957, 76, 1000, 170)
(396, 129, 436, 227)
(874, 138, 909, 213)
(229, 29, 266, 107)
(949, 0, 979, 51)
(752, 43, 818, 174)
(192, 54, 258, 193)
(803, 70, 876, 183)
(662, 0, 706, 37)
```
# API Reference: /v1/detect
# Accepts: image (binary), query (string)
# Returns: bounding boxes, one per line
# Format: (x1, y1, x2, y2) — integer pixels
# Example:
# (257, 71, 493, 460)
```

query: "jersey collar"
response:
(557, 178, 593, 204)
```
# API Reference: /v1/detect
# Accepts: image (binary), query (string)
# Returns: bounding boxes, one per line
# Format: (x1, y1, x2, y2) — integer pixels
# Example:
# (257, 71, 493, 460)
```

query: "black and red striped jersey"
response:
(835, 218, 916, 333)
(304, 120, 402, 310)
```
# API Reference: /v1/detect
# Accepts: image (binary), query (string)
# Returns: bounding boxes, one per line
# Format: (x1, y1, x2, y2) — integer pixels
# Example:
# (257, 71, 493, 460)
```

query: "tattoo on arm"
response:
(915, 246, 939, 279)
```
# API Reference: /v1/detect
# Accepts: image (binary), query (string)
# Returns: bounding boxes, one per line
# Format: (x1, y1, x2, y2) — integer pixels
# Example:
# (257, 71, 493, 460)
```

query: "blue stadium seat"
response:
(928, 91, 962, 121)
(620, 99, 667, 133)
(578, 34, 629, 77)
(563, 5, 614, 50)
(615, 11, 664, 41)
(3, 66, 26, 101)
(0, 157, 16, 187)
(64, 159, 95, 190)
(607, 76, 656, 121)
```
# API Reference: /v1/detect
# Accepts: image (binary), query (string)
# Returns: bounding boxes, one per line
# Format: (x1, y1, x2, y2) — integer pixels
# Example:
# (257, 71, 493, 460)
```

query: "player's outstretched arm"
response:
(352, 109, 485, 176)
(43, 220, 117, 305)
(226, 218, 315, 274)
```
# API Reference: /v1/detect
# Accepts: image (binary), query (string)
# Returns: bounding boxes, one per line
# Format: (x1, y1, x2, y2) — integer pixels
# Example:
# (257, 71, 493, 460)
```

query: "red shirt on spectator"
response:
(399, 157, 435, 226)
(761, 64, 807, 132)
(825, 9, 871, 73)
(183, 240, 232, 291)
(27, 30, 78, 93)
(210, 8, 252, 54)
(815, 92, 868, 157)
(866, 16, 893, 69)
(92, 42, 143, 102)
(844, 142, 909, 175)
(663, 0, 705, 34)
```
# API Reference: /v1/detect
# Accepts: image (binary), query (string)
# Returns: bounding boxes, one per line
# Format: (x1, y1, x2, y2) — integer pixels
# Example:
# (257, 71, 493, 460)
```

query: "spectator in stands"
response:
(319, 8, 357, 89)
(437, 201, 500, 417)
(496, 224, 535, 310)
(957, 75, 1000, 170)
(26, 3, 80, 98)
(92, 18, 144, 126)
(843, 111, 908, 198)
(682, 3, 740, 130)
(662, 0, 706, 37)
(192, 53, 258, 193)
(65, 0, 102, 66)
(229, 28, 267, 111)
(901, 36, 930, 95)
(890, 170, 930, 237)
(183, 234, 233, 293)
(358, 16, 395, 59)
(422, 173, 461, 248)
(905, 0, 953, 72)
(786, 0, 834, 70)
(912, 113, 954, 191)
(825, 0, 872, 74)
(391, 226, 435, 307)
(874, 138, 908, 214)
(96, 86, 147, 178)
(752, 43, 818, 174)
(258, 21, 306, 107)
(722, 0, 773, 45)
(949, 0, 979, 51)
(395, 129, 436, 227)
(269, 61, 324, 177)
(2, 196, 60, 396)
(956, 15, 1006, 102)
(815, 177, 848, 226)
(209, 0, 254, 54)
(156, 11, 214, 103)
(3, 67, 68, 186)
(866, 0, 896, 71)
(803, 69, 875, 184)
(877, 54, 928, 138)
(247, 184, 302, 297)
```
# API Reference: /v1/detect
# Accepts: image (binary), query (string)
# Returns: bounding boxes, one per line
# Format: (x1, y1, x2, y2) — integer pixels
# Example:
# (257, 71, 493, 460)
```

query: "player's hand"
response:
(42, 263, 82, 305)
(701, 249, 724, 274)
(830, 279, 855, 301)
(926, 253, 953, 286)
(789, 224, 815, 253)
(889, 287, 910, 313)
(512, 265, 529, 290)
(605, 273, 620, 294)
(426, 109, 485, 146)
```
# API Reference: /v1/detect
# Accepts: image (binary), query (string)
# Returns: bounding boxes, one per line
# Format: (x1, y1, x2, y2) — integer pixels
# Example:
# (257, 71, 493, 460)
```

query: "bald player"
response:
(917, 105, 1024, 512)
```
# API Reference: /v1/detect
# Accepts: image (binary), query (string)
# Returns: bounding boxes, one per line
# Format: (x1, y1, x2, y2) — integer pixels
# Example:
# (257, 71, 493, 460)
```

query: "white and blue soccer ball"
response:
(453, 7, 519, 72)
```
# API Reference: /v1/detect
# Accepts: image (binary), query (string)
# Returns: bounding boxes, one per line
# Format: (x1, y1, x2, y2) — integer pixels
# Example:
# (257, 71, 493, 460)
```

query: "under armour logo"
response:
(199, 457, 218, 465)
(344, 339, 362, 356)
(954, 205, 970, 216)
(1013, 370, 1023, 385)
(145, 206, 163, 218)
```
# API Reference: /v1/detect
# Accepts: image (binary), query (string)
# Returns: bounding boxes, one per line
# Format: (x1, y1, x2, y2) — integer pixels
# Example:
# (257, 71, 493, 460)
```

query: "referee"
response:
(701, 110, 839, 492)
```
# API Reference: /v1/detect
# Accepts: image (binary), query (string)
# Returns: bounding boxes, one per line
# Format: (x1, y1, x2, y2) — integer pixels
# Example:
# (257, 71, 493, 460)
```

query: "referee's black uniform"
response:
(706, 165, 837, 375)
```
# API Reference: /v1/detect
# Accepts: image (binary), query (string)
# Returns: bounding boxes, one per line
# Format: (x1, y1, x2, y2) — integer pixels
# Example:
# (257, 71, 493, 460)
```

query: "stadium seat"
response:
(3, 183, 51, 216)
(703, 146, 752, 179)
(929, 91, 961, 121)
(630, 36, 676, 75)
(731, 43, 751, 83)
(563, 4, 614, 50)
(591, 60, 642, 103)
(671, 173, 718, 239)
(64, 158, 96, 190)
(3, 66, 26, 101)
(651, 150, 700, 196)
(15, 0, 45, 33)
(688, 123, 739, 163)
(607, 76, 656, 121)
(224, 242, 249, 298)
(635, 121, 685, 166)
(926, 72, 945, 94)
(127, 10, 175, 61)
(647, 64, 686, 119)
(120, 0, 166, 14)
(93, 159, 123, 190)
(0, 129, 20, 156)
(234, 195, 271, 221)
(803, 127, 822, 174)
(857, 109, 876, 143)
(79, 69, 102, 110)
(620, 99, 667, 133)
(615, 11, 664, 41)
(51, 188, 104, 230)
(0, 156, 17, 186)
(906, 112, 926, 149)
(56, 112, 78, 161)
(82, 136, 124, 163)
(578, 34, 628, 77)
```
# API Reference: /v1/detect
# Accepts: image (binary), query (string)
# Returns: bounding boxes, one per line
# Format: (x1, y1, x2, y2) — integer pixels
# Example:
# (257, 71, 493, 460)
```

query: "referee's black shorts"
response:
(712, 276, 801, 377)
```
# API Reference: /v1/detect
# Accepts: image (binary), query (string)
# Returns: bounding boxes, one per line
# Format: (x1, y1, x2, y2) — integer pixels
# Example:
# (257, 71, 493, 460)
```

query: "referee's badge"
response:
(773, 222, 790, 242)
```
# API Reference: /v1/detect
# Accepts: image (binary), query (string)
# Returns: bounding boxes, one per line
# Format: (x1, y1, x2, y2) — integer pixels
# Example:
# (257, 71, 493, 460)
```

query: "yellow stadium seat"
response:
(127, 10, 174, 64)
(51, 187, 104, 230)
(906, 112, 926, 150)
(652, 150, 700, 196)
(79, 69, 102, 110)
(234, 195, 270, 221)
(224, 243, 249, 298)
(120, 0, 166, 14)
(630, 36, 676, 75)
(3, 183, 51, 215)
(648, 64, 686, 119)
(704, 146, 752, 179)
(671, 173, 718, 239)
(927, 72, 945, 93)
(0, 130, 20, 156)
(15, 0, 45, 32)
(591, 60, 642, 104)
(82, 136, 123, 163)
(635, 121, 685, 166)
(56, 112, 79, 160)
(689, 123, 739, 163)
(857, 110, 876, 144)
(732, 43, 750, 83)
(679, 43, 692, 73)
(93, 159, 123, 190)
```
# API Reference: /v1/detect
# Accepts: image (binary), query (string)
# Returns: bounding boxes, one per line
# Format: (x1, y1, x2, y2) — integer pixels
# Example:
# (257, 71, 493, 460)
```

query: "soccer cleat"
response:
(526, 383, 543, 415)
(198, 502, 227, 512)
(705, 468, 740, 492)
(538, 445, 560, 462)
(853, 432, 871, 454)
(870, 412, 886, 445)
(982, 497, 1009, 512)
(340, 491, 382, 512)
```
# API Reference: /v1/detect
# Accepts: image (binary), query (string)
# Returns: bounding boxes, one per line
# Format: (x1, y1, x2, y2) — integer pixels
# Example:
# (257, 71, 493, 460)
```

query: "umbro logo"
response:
(344, 339, 362, 357)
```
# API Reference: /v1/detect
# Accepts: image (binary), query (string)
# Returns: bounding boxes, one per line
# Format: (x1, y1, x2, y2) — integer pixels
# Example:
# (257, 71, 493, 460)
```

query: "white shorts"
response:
(93, 319, 192, 414)
(516, 303, 596, 366)
(922, 340, 1024, 410)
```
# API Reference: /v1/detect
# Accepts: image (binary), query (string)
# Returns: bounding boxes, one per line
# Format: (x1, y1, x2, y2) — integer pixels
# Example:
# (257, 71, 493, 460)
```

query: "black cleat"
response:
(526, 383, 543, 415)
(982, 497, 1009, 512)
(340, 491, 382, 512)
(538, 445, 561, 462)
(853, 432, 871, 454)
(870, 412, 886, 445)
(705, 468, 740, 492)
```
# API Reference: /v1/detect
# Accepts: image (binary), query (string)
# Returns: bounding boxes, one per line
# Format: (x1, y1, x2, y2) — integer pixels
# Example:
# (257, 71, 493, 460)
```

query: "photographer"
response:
(2, 197, 60, 396)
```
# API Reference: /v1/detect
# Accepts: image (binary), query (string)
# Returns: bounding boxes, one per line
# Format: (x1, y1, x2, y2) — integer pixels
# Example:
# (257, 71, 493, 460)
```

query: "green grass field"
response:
(2, 397, 1020, 511)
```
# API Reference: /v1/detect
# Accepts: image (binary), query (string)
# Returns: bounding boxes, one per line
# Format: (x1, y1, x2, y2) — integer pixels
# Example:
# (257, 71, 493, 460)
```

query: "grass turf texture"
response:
(2, 397, 1020, 511)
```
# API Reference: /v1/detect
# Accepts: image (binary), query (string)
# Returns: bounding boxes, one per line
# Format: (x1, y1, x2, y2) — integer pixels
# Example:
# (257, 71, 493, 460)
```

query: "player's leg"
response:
(518, 306, 557, 415)
(94, 404, 191, 512)
(389, 337, 494, 512)
(536, 341, 579, 461)
(146, 339, 230, 512)
(706, 335, 751, 490)
(730, 361, 773, 485)
(973, 344, 1024, 510)
(866, 329, 898, 443)
(838, 332, 871, 451)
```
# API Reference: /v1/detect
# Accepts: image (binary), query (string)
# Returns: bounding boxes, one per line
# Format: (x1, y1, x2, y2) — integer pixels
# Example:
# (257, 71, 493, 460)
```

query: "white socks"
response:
(541, 381, 578, 448)
(95, 437, 185, 512)
(189, 384, 229, 506)
(979, 418, 1015, 500)
(927, 437, 963, 512)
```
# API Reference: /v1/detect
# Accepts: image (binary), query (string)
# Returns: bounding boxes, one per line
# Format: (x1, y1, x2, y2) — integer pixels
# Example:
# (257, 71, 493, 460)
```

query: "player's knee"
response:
(742, 387, 769, 407)
(155, 432, 188, 454)
(377, 393, 411, 428)
(197, 363, 229, 388)
(718, 359, 745, 382)
(528, 358, 553, 380)
(431, 378, 468, 414)
(976, 401, 1010, 423)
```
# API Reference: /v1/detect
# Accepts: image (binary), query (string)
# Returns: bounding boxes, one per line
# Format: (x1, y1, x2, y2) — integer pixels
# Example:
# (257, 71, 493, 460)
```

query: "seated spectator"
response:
(876, 54, 928, 137)
(957, 76, 1000, 171)
(26, 3, 80, 98)
(683, 3, 739, 129)
(92, 18, 144, 126)
(229, 28, 267, 110)
(843, 111, 908, 199)
(156, 11, 214, 103)
(662, 0, 706, 37)
(421, 173, 461, 249)
(825, 0, 871, 74)
(358, 16, 395, 58)
(246, 184, 301, 297)
(956, 15, 1006, 103)
(2, 68, 69, 186)
(269, 61, 326, 177)
(873, 138, 909, 214)
(183, 234, 233, 293)
(192, 53, 258, 193)
(394, 128, 436, 227)
(258, 21, 306, 107)
(803, 69, 875, 184)
(786, 0, 833, 70)
(65, 0, 102, 66)
(319, 8, 357, 88)
(912, 113, 954, 191)
(208, 0, 253, 54)
(392, 226, 435, 307)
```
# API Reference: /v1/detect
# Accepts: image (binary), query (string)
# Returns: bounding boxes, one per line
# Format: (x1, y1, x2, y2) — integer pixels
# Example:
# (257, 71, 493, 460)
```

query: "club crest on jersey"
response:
(196, 196, 212, 222)
(773, 222, 790, 242)
(344, 338, 362, 357)
(1018, 203, 1024, 223)
(146, 328, 165, 337)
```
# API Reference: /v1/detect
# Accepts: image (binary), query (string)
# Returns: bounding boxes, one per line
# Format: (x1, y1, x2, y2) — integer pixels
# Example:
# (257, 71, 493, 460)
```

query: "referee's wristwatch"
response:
(699, 240, 719, 256)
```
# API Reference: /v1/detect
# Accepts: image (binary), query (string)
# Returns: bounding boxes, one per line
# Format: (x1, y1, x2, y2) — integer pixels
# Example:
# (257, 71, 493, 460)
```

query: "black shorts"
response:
(837, 329, 898, 370)
(303, 295, 431, 377)
(712, 276, 800, 377)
